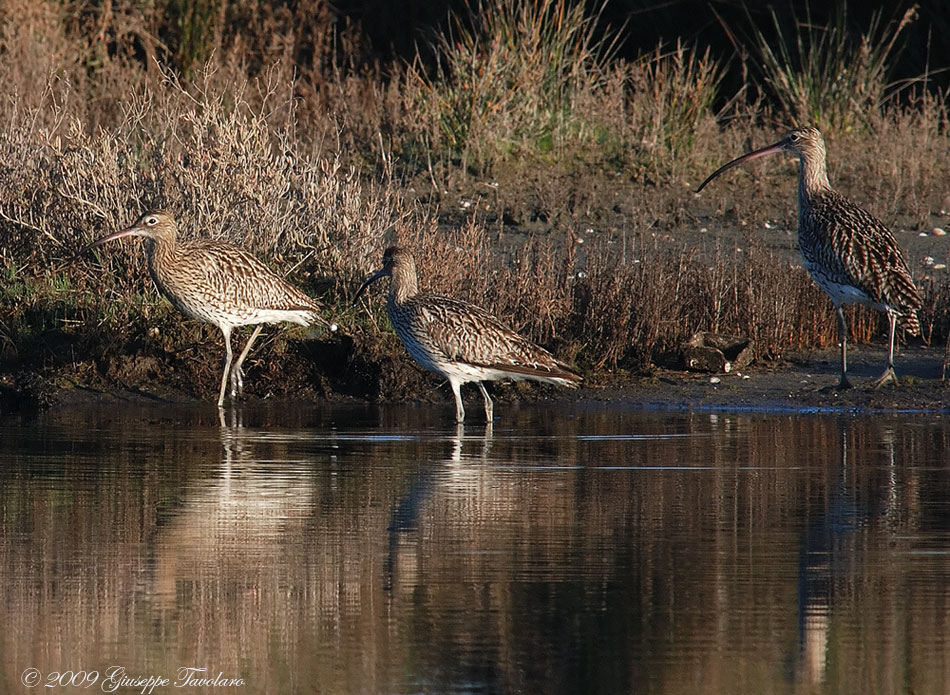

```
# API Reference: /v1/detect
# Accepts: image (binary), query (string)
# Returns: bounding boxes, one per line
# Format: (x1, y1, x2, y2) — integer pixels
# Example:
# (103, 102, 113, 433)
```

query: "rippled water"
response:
(1, 402, 949, 694)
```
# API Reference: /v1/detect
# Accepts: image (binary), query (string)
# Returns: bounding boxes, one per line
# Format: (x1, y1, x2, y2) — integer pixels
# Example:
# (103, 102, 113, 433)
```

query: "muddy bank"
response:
(587, 344, 949, 414)
(5, 343, 946, 417)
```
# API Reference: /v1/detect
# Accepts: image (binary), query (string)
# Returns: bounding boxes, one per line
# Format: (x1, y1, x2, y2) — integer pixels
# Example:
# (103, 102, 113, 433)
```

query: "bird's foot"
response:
(871, 367, 899, 389)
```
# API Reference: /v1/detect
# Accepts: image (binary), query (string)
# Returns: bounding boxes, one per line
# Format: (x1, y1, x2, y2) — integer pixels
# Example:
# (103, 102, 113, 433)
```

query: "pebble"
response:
(933, 227, 947, 236)
(710, 377, 721, 384)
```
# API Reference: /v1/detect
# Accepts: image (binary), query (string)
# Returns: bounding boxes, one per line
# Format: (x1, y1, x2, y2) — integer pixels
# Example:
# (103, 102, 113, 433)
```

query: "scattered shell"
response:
(932, 227, 947, 236)
(934, 263, 947, 270)
(710, 377, 721, 384)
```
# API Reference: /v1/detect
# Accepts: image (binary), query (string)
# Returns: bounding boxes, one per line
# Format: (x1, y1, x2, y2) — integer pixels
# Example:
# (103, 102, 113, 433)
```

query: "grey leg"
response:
(835, 307, 853, 390)
(477, 382, 493, 422)
(217, 326, 234, 407)
(231, 325, 264, 397)
(449, 378, 465, 422)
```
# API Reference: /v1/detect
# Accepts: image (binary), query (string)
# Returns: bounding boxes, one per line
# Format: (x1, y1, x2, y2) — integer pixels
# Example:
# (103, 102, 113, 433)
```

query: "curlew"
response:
(86, 210, 333, 406)
(353, 246, 581, 422)
(697, 127, 921, 389)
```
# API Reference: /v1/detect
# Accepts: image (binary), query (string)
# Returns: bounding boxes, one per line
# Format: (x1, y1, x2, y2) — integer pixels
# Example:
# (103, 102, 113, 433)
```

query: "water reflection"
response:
(385, 423, 494, 594)
(0, 405, 949, 694)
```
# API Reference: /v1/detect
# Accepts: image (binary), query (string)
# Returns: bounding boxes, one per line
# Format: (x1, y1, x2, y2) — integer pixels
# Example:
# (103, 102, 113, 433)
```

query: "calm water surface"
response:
(1, 402, 949, 694)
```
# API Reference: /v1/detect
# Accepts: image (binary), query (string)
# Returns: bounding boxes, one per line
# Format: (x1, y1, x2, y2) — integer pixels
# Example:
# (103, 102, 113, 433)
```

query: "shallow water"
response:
(1, 402, 949, 694)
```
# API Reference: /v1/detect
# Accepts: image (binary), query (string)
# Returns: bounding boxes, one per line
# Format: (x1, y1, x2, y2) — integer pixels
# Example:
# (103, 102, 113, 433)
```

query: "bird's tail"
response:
(293, 307, 337, 336)
(898, 310, 920, 337)
(886, 268, 922, 337)
(490, 361, 582, 387)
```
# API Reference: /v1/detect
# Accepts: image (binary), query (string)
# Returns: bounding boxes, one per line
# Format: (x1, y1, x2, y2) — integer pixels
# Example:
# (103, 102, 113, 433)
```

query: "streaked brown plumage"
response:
(86, 210, 330, 406)
(353, 246, 581, 422)
(697, 126, 921, 389)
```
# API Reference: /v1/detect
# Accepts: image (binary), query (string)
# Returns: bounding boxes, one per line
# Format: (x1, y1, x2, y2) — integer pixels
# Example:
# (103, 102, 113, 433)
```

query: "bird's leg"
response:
(477, 382, 493, 422)
(231, 325, 264, 398)
(218, 326, 234, 407)
(872, 312, 900, 388)
(449, 378, 466, 423)
(835, 306, 854, 390)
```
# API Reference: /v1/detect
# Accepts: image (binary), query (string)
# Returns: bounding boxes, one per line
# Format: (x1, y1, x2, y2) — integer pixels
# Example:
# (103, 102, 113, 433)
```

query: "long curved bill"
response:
(351, 267, 389, 306)
(696, 140, 786, 193)
(82, 226, 139, 254)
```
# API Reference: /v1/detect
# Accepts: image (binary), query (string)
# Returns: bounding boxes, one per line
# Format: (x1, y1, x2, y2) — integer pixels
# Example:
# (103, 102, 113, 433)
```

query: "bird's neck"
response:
(145, 235, 178, 277)
(797, 151, 832, 201)
(387, 265, 419, 305)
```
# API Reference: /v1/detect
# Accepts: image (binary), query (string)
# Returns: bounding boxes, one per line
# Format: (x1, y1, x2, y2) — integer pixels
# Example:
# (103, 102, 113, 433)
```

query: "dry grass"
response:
(736, 4, 920, 132)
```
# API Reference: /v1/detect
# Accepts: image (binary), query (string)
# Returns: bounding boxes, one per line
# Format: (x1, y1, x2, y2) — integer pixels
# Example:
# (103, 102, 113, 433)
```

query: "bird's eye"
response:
(147, 217, 157, 225)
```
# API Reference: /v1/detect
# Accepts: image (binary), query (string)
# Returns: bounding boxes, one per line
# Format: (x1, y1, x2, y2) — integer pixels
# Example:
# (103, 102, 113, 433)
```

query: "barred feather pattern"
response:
(801, 189, 922, 335)
(783, 126, 923, 337)
(388, 294, 581, 386)
(148, 236, 322, 330)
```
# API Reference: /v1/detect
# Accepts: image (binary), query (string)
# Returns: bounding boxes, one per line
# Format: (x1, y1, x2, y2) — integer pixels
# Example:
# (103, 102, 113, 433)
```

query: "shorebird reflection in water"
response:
(86, 210, 334, 406)
(353, 246, 581, 422)
(697, 127, 921, 389)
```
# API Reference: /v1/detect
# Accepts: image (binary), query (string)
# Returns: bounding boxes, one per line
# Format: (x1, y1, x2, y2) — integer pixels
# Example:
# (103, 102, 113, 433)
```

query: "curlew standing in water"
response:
(353, 246, 581, 422)
(697, 127, 921, 389)
(87, 210, 332, 406)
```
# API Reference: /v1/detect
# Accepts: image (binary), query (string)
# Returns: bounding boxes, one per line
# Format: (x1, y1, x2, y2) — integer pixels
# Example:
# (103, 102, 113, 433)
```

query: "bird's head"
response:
(85, 210, 178, 251)
(696, 126, 826, 193)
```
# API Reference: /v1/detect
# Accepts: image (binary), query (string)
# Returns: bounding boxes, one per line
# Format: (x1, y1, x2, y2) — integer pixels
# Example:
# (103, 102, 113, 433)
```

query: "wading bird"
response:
(353, 246, 581, 422)
(697, 127, 921, 389)
(87, 210, 333, 406)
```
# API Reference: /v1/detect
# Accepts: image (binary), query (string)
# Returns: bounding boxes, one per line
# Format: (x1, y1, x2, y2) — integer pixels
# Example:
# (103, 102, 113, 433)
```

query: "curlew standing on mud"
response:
(86, 210, 333, 406)
(353, 246, 581, 422)
(697, 127, 922, 389)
